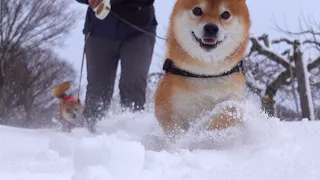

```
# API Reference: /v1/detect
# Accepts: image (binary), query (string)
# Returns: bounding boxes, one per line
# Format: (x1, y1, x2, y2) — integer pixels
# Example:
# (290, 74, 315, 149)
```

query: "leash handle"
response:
(90, 0, 111, 20)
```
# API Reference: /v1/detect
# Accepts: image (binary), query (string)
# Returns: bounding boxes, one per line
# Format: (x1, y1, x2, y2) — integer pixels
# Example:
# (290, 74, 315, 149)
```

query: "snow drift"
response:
(0, 98, 319, 180)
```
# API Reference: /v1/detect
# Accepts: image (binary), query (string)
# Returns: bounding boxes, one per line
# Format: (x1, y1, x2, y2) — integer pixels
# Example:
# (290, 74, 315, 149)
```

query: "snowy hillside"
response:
(1, 99, 320, 180)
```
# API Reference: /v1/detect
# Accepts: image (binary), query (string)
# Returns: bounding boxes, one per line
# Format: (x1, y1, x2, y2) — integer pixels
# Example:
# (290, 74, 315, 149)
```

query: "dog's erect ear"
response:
(52, 81, 71, 98)
(77, 99, 81, 104)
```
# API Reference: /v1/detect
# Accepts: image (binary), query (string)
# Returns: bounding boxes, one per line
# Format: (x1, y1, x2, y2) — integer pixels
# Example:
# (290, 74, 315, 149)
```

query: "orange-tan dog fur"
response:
(154, 0, 251, 138)
(52, 81, 84, 132)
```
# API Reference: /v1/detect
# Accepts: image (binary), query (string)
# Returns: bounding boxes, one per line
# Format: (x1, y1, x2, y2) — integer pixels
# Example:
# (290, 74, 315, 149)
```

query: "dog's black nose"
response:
(203, 23, 219, 37)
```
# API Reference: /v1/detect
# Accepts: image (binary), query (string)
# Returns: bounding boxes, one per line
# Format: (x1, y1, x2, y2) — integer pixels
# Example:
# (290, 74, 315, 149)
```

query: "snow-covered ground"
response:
(1, 99, 320, 180)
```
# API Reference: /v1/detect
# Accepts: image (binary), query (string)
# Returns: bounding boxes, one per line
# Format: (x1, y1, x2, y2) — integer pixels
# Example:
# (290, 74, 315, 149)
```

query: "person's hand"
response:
(88, 0, 111, 20)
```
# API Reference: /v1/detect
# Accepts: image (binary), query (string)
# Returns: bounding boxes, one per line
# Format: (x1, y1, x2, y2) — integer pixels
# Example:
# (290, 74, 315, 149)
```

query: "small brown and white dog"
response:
(52, 81, 84, 132)
(154, 0, 251, 138)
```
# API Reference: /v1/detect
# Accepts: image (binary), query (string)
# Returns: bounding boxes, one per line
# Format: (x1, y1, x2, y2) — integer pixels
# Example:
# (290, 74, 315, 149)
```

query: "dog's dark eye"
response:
(221, 11, 231, 20)
(192, 7, 203, 16)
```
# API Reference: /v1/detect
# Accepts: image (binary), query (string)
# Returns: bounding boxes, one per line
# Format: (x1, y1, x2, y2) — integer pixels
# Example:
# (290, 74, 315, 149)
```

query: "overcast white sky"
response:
(55, 0, 320, 89)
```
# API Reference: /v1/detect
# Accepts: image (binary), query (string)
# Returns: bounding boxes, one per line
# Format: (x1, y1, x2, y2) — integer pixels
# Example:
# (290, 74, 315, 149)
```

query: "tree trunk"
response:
(262, 81, 277, 117)
(261, 92, 275, 117)
(262, 70, 291, 117)
(24, 109, 33, 128)
(293, 40, 314, 120)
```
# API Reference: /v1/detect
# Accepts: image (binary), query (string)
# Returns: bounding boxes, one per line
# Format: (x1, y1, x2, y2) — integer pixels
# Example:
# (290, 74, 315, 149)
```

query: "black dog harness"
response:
(162, 58, 244, 78)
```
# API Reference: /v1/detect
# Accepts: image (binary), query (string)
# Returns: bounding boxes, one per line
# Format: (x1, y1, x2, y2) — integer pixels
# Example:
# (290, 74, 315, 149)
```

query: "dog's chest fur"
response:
(171, 74, 244, 122)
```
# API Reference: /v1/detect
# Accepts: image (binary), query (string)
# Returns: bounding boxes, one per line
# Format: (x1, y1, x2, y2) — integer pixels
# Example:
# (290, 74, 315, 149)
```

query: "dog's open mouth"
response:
(192, 31, 223, 50)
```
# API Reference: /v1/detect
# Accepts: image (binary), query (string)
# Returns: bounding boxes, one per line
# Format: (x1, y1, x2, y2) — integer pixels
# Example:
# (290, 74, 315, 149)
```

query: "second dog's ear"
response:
(77, 99, 81, 103)
(52, 81, 71, 98)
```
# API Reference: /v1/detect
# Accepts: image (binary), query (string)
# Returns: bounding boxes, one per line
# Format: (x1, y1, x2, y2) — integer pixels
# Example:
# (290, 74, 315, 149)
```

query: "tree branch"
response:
(308, 56, 320, 71)
(249, 37, 291, 70)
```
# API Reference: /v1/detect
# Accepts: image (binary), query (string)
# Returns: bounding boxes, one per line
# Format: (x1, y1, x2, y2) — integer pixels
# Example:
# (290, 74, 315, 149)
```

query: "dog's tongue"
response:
(202, 39, 216, 44)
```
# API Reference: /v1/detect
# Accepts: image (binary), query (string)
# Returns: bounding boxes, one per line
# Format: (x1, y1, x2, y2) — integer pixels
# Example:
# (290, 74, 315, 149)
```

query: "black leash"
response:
(107, 7, 166, 41)
(77, 32, 91, 99)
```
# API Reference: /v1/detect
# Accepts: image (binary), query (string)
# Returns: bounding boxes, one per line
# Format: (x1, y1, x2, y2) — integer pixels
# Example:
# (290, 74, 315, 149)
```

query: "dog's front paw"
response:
(206, 104, 243, 131)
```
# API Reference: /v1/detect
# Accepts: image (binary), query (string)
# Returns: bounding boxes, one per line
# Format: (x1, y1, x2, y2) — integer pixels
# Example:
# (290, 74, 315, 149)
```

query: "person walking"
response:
(76, 0, 157, 133)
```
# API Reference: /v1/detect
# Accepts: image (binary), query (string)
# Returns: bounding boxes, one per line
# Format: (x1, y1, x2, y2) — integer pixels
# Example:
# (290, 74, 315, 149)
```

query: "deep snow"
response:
(1, 100, 320, 180)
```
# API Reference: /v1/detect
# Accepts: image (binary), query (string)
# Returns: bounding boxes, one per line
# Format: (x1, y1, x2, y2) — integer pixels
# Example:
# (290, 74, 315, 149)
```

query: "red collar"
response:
(63, 95, 77, 102)
(59, 95, 77, 119)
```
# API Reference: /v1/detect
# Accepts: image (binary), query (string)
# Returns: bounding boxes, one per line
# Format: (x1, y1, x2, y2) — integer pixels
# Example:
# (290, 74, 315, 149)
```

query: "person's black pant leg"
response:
(83, 36, 121, 129)
(119, 32, 156, 111)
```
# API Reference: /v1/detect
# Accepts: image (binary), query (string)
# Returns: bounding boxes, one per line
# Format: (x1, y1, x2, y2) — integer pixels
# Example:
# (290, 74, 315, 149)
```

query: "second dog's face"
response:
(61, 101, 83, 123)
(172, 0, 250, 63)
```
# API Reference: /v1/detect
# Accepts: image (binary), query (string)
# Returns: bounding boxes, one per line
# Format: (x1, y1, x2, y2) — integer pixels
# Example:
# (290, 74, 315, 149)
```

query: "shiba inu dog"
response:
(154, 0, 251, 138)
(52, 81, 84, 132)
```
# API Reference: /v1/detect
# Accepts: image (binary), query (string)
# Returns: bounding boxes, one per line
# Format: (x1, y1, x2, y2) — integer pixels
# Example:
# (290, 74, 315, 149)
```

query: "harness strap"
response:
(162, 58, 244, 78)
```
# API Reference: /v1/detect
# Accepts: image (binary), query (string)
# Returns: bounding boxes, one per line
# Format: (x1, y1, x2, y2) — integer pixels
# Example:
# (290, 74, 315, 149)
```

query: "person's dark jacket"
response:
(76, 0, 157, 39)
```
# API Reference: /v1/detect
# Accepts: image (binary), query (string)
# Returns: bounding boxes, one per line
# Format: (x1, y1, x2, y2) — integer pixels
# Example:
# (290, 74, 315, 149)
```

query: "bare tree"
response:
(0, 0, 78, 89)
(1, 47, 77, 127)
(244, 16, 320, 120)
(0, 0, 79, 126)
